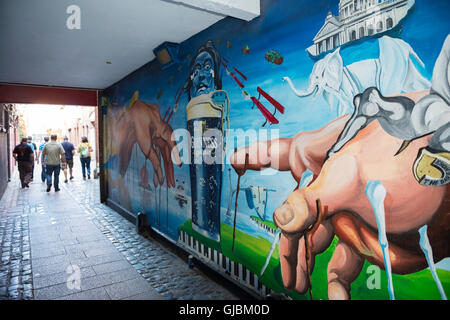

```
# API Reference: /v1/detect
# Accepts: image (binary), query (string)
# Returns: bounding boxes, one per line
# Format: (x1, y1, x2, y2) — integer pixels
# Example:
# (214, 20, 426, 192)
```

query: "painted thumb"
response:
(273, 190, 315, 234)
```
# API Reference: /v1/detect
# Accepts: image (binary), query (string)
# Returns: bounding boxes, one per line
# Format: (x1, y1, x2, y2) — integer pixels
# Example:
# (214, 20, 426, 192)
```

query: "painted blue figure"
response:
(189, 51, 215, 98)
(186, 40, 222, 100)
(185, 40, 226, 244)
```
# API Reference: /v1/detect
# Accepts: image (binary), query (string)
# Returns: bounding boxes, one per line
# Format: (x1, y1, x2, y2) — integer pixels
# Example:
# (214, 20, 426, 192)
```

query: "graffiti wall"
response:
(101, 0, 450, 300)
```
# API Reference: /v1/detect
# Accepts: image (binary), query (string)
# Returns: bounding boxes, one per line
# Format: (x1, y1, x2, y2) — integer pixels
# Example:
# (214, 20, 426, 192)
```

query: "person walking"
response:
(12, 137, 34, 188)
(61, 136, 75, 183)
(37, 136, 49, 183)
(78, 136, 93, 180)
(27, 136, 37, 181)
(42, 134, 66, 192)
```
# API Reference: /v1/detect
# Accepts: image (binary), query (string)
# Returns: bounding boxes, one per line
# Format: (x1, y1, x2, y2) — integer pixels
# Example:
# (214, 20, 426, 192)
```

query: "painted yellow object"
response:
(128, 90, 139, 109)
(116, 91, 139, 122)
(186, 101, 222, 121)
(186, 92, 225, 121)
(414, 148, 450, 181)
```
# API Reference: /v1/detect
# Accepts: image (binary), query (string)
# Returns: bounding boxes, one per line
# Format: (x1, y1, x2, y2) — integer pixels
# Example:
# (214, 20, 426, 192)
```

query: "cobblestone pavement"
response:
(0, 162, 242, 300)
(0, 187, 33, 299)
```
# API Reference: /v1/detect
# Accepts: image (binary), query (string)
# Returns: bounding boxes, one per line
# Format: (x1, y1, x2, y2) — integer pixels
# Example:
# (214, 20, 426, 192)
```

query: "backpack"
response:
(80, 145, 89, 158)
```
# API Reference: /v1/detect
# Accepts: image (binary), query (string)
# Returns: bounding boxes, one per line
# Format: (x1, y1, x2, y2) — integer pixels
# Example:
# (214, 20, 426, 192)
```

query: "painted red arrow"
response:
(233, 67, 247, 81)
(230, 72, 245, 88)
(257, 87, 285, 114)
(251, 96, 278, 124)
(166, 109, 174, 123)
(175, 87, 184, 105)
(162, 107, 170, 122)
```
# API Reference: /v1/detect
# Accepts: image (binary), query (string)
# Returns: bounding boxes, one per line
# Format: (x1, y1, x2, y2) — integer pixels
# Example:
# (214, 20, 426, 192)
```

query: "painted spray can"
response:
(186, 91, 229, 244)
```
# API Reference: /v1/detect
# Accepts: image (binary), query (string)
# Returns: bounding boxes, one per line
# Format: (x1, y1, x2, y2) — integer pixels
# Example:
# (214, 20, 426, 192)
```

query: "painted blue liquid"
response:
(418, 225, 447, 300)
(365, 180, 395, 300)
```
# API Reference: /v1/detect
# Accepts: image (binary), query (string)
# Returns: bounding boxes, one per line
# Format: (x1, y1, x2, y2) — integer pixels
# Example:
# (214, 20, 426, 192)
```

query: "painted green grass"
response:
(179, 220, 222, 251)
(179, 220, 450, 300)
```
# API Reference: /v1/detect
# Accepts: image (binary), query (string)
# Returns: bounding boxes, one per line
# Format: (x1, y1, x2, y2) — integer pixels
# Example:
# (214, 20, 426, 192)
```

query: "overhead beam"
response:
(0, 84, 98, 106)
(169, 0, 260, 21)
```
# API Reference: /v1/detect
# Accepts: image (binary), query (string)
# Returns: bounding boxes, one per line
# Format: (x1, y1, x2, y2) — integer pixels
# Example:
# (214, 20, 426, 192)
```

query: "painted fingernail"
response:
(274, 203, 294, 226)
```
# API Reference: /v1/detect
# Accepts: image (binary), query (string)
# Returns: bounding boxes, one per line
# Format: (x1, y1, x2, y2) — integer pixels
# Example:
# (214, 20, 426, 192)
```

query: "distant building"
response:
(0, 104, 20, 199)
(31, 133, 46, 141)
(45, 128, 63, 139)
(63, 108, 98, 163)
(307, 0, 415, 56)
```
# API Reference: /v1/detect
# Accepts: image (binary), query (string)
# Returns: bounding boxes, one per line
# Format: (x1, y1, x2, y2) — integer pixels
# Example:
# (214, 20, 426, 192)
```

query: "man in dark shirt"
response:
(61, 136, 75, 183)
(13, 137, 35, 188)
(27, 136, 37, 181)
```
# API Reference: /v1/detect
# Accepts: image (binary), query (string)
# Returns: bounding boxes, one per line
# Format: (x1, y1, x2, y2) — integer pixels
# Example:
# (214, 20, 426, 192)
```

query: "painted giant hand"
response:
(230, 90, 449, 300)
(106, 94, 182, 210)
(114, 99, 181, 187)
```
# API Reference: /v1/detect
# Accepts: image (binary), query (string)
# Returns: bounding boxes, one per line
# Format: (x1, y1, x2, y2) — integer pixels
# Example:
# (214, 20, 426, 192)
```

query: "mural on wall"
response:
(102, 0, 450, 300)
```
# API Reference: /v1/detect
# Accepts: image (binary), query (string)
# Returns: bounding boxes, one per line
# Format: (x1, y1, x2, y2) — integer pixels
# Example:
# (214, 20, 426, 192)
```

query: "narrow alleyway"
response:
(0, 160, 241, 300)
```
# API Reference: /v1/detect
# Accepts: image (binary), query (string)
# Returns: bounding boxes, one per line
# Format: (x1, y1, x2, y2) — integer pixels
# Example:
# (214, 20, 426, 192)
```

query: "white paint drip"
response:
(418, 225, 447, 300)
(260, 228, 281, 276)
(365, 180, 395, 300)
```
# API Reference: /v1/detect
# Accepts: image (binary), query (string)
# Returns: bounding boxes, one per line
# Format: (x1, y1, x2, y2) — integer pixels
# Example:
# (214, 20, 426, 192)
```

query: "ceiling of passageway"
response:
(0, 0, 228, 89)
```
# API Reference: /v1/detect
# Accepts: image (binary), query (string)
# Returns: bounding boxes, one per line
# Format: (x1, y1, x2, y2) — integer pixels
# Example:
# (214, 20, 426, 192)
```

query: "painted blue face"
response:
(190, 51, 215, 98)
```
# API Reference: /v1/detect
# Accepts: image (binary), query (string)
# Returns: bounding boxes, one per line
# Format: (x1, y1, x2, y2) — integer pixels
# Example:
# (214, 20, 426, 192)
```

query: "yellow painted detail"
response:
(128, 90, 139, 109)
(186, 94, 223, 121)
(414, 148, 450, 181)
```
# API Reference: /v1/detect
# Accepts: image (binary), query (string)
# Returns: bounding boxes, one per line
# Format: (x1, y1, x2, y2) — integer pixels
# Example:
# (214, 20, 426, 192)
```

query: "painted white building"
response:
(307, 0, 415, 56)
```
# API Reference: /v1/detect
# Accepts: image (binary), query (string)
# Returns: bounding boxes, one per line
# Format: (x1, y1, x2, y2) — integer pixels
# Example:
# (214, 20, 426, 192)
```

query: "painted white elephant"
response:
(326, 35, 450, 186)
(283, 36, 431, 117)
